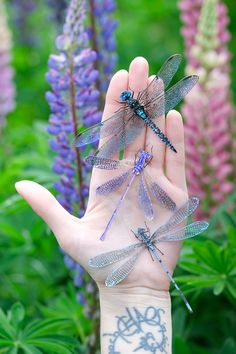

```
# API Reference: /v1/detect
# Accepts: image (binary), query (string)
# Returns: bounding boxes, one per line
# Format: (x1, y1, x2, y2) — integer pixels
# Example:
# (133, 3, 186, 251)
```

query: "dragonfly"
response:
(85, 149, 176, 241)
(89, 196, 209, 313)
(74, 54, 198, 157)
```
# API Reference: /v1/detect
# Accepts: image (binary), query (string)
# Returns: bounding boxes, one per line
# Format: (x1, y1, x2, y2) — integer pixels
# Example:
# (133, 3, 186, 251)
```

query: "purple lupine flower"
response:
(179, 0, 235, 218)
(47, 0, 117, 350)
(11, 0, 37, 45)
(88, 0, 117, 96)
(0, 0, 15, 131)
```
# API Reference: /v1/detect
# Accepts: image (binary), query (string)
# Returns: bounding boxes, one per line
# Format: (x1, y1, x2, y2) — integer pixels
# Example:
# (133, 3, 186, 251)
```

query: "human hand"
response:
(15, 57, 188, 295)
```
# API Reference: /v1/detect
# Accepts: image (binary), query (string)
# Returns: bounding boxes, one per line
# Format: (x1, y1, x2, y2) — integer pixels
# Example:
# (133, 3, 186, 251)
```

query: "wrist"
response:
(99, 287, 172, 354)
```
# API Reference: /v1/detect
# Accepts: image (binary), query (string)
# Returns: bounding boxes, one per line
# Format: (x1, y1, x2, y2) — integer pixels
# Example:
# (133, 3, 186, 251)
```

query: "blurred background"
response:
(0, 0, 236, 353)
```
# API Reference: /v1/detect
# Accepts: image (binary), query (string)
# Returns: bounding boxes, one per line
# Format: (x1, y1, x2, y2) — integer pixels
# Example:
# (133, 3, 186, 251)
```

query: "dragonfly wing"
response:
(105, 251, 141, 287)
(73, 108, 130, 147)
(145, 171, 176, 211)
(138, 173, 154, 220)
(144, 75, 199, 120)
(85, 156, 123, 170)
(96, 116, 145, 158)
(157, 54, 182, 89)
(151, 197, 200, 239)
(137, 55, 182, 106)
(85, 155, 134, 170)
(157, 221, 209, 242)
(96, 169, 132, 195)
(138, 76, 164, 107)
(89, 243, 142, 268)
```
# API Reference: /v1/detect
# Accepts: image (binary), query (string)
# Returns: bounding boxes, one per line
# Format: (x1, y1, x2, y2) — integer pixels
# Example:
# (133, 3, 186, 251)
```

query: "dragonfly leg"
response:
(137, 90, 142, 100)
(144, 154, 153, 167)
(148, 248, 155, 262)
(114, 101, 126, 110)
(153, 243, 164, 256)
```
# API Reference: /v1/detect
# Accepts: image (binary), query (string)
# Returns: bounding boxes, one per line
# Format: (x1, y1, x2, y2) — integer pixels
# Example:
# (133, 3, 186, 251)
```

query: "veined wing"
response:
(144, 75, 199, 119)
(89, 243, 142, 268)
(84, 155, 133, 170)
(96, 169, 132, 195)
(156, 221, 209, 242)
(105, 251, 142, 287)
(145, 171, 176, 211)
(138, 173, 154, 221)
(138, 54, 182, 106)
(96, 115, 144, 158)
(151, 197, 200, 240)
(158, 54, 182, 89)
(73, 107, 131, 147)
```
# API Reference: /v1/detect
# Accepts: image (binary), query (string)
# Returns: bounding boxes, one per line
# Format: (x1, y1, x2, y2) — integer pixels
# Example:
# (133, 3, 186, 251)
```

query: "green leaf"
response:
(20, 344, 44, 354)
(179, 261, 217, 275)
(193, 241, 222, 272)
(5, 348, 18, 354)
(0, 310, 15, 338)
(172, 307, 187, 337)
(23, 318, 71, 338)
(220, 337, 236, 354)
(173, 336, 191, 354)
(10, 303, 25, 327)
(213, 281, 225, 295)
(25, 337, 77, 353)
(226, 282, 236, 299)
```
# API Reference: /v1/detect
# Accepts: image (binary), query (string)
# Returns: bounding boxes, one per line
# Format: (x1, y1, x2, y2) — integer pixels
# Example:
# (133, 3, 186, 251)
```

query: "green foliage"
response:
(0, 302, 79, 353)
(172, 193, 236, 354)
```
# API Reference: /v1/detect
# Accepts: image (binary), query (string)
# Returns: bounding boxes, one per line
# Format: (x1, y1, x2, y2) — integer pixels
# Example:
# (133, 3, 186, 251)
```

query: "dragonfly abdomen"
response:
(146, 117, 177, 153)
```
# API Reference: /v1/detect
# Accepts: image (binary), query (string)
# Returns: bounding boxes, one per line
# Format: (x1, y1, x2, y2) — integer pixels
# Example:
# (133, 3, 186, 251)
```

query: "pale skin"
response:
(16, 57, 188, 354)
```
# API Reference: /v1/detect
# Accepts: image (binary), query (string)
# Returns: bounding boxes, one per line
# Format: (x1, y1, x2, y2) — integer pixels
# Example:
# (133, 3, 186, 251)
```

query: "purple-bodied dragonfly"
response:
(74, 54, 198, 157)
(85, 149, 176, 241)
(89, 197, 209, 313)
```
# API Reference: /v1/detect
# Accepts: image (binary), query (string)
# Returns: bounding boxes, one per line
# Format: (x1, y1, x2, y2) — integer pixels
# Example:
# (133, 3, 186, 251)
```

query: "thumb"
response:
(15, 180, 77, 249)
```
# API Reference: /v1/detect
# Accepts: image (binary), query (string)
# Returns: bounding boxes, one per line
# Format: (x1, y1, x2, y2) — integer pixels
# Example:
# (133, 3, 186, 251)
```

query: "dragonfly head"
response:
(137, 227, 146, 236)
(120, 90, 131, 101)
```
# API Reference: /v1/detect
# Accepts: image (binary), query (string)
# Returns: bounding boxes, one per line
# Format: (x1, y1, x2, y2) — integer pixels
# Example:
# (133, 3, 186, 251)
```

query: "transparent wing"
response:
(105, 251, 141, 287)
(144, 75, 199, 119)
(89, 243, 142, 268)
(73, 107, 131, 147)
(138, 54, 182, 106)
(145, 171, 176, 211)
(138, 173, 154, 221)
(96, 116, 144, 158)
(84, 155, 133, 170)
(151, 197, 200, 240)
(156, 221, 209, 242)
(96, 169, 132, 195)
(157, 54, 182, 89)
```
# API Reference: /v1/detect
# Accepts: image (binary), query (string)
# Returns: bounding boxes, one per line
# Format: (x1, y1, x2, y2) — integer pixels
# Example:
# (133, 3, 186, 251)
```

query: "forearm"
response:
(99, 287, 172, 354)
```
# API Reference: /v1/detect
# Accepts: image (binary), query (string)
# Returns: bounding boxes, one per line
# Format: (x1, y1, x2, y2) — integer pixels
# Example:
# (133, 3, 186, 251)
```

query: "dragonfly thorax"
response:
(133, 150, 152, 175)
(136, 227, 152, 246)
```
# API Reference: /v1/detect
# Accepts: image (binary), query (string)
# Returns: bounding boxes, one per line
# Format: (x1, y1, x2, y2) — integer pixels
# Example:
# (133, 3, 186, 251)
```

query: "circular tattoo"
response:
(103, 306, 168, 353)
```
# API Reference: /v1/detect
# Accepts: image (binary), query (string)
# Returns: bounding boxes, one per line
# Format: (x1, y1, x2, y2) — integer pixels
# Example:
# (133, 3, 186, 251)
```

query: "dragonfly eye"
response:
(120, 90, 131, 101)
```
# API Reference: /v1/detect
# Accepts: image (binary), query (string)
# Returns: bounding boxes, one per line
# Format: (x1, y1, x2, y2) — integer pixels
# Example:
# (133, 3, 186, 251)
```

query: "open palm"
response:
(16, 57, 188, 294)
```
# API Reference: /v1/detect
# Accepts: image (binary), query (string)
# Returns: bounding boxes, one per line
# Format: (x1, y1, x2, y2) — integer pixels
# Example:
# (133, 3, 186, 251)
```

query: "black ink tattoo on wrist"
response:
(103, 306, 168, 353)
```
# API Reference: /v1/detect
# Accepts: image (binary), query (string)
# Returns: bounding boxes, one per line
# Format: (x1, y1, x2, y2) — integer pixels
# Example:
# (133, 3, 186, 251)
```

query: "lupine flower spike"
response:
(179, 0, 234, 218)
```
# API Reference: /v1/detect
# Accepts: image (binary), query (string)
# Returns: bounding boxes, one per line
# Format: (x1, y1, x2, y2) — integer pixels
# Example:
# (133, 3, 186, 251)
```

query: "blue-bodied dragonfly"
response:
(74, 54, 198, 156)
(89, 197, 209, 313)
(85, 149, 176, 241)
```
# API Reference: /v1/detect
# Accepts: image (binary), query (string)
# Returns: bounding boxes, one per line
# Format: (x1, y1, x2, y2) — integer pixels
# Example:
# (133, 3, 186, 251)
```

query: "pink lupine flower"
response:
(179, 0, 235, 218)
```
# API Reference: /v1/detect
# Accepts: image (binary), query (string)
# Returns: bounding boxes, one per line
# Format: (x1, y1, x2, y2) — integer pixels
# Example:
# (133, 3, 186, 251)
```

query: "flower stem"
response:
(69, 61, 85, 212)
